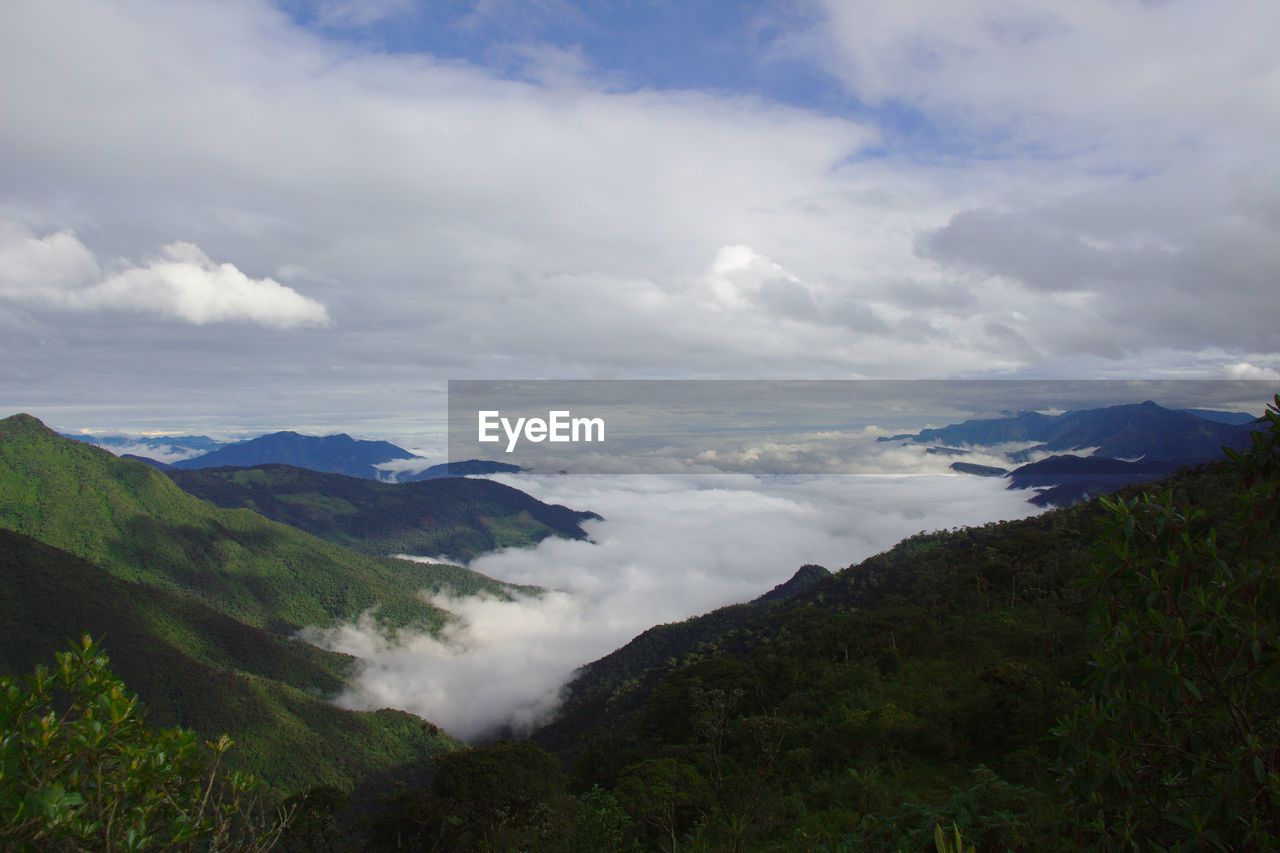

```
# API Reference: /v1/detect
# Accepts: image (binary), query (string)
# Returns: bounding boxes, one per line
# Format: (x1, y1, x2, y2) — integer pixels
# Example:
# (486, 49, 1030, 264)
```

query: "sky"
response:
(2, 0, 1279, 441)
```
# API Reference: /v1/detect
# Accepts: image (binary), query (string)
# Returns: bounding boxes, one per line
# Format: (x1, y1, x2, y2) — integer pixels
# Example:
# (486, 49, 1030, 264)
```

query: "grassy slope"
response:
(0, 414, 518, 633)
(166, 463, 600, 561)
(0, 527, 458, 796)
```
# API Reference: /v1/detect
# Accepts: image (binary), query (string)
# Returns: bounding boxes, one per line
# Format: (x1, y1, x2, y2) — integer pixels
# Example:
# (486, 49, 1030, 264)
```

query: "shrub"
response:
(0, 635, 288, 852)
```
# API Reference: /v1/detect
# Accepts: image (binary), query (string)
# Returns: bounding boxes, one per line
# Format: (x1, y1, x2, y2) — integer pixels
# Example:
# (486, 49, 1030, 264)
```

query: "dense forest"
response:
(4, 399, 1278, 850)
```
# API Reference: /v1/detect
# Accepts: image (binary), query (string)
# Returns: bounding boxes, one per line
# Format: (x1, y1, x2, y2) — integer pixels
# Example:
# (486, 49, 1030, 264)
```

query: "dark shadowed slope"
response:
(0, 527, 458, 795)
(167, 463, 600, 561)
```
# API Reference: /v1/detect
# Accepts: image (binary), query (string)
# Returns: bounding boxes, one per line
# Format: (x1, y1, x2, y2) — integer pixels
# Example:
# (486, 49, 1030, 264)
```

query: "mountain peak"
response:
(754, 563, 831, 604)
(0, 413, 55, 435)
(171, 429, 421, 479)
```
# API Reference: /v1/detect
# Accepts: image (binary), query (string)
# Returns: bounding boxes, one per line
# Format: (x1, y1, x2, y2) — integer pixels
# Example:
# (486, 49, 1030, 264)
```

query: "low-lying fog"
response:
(302, 467, 1040, 743)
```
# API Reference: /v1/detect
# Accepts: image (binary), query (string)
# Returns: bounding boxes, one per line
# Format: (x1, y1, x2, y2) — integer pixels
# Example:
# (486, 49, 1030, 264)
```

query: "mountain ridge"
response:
(166, 463, 600, 561)
(0, 413, 516, 633)
(880, 400, 1258, 462)
(170, 429, 421, 479)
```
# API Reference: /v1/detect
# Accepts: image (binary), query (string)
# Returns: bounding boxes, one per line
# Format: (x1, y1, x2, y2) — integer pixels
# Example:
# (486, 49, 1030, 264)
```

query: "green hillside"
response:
(0, 414, 517, 632)
(0, 527, 458, 797)
(166, 463, 600, 560)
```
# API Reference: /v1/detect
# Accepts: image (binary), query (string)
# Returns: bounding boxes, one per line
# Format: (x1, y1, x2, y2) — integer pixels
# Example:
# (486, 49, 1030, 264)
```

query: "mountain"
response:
(1181, 408, 1261, 425)
(949, 461, 1009, 477)
(1005, 455, 1192, 508)
(752, 563, 832, 603)
(399, 458, 525, 481)
(885, 401, 1263, 506)
(123, 452, 171, 469)
(878, 410, 1057, 447)
(63, 432, 228, 464)
(0, 414, 548, 797)
(881, 400, 1257, 462)
(522, 451, 1265, 850)
(166, 463, 601, 560)
(171, 430, 422, 479)
(0, 527, 454, 796)
(0, 413, 516, 633)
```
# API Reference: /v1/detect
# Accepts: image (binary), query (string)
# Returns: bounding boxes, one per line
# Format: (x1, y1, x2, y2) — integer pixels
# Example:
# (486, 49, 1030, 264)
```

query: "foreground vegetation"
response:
(2, 636, 289, 852)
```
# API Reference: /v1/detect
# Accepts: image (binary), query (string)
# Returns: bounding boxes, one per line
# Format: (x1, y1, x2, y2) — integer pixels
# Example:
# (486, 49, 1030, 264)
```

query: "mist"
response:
(302, 465, 1040, 743)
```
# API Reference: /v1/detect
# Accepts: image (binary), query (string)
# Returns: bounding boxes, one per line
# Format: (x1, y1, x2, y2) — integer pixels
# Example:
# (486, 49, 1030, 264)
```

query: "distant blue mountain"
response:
(1180, 408, 1261, 426)
(884, 400, 1258, 462)
(890, 401, 1265, 506)
(399, 459, 525, 481)
(62, 433, 227, 464)
(171, 431, 422, 480)
(66, 427, 525, 481)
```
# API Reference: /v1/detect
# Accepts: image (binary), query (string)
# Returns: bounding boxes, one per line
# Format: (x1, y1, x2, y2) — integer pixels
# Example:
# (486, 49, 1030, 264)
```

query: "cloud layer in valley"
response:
(303, 468, 1038, 742)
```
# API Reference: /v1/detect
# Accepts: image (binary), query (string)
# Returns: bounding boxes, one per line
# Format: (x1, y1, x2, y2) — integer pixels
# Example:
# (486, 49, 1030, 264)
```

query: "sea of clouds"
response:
(302, 464, 1039, 742)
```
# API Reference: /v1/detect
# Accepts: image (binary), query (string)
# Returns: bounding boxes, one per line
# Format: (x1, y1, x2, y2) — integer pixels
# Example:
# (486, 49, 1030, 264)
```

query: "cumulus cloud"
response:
(303, 469, 1038, 742)
(1226, 362, 1280, 380)
(0, 223, 331, 329)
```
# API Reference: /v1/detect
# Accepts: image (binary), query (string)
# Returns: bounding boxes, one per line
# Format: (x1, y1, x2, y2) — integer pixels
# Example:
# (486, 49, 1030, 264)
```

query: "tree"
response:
(367, 738, 574, 852)
(1055, 397, 1280, 850)
(0, 636, 289, 852)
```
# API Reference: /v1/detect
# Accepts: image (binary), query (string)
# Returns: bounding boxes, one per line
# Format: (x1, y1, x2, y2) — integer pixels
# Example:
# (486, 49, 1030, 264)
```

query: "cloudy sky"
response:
(2, 0, 1279, 440)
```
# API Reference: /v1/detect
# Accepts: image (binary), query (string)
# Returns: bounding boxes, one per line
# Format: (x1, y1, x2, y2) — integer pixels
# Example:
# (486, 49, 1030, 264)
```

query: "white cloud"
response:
(1226, 361, 1280, 380)
(0, 223, 331, 329)
(304, 470, 1038, 742)
(0, 222, 100, 299)
(815, 0, 1280, 165)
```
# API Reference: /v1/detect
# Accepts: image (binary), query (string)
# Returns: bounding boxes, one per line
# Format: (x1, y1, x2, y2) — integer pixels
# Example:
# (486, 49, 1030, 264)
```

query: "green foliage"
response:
(568, 785, 639, 853)
(366, 739, 576, 852)
(1054, 396, 1280, 851)
(276, 785, 350, 852)
(0, 636, 287, 852)
(934, 822, 975, 853)
(838, 765, 1065, 852)
(616, 757, 705, 852)
(0, 528, 458, 797)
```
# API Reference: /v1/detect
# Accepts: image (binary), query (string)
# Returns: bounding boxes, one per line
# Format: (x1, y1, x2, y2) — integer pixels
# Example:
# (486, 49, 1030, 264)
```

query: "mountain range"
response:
(881, 400, 1263, 506)
(880, 400, 1259, 461)
(69, 428, 522, 481)
(167, 463, 600, 561)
